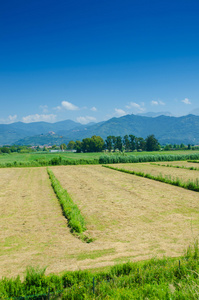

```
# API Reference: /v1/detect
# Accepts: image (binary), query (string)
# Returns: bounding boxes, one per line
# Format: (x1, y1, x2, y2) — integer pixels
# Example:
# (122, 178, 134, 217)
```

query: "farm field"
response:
(1, 164, 199, 279)
(0, 150, 198, 166)
(110, 162, 199, 183)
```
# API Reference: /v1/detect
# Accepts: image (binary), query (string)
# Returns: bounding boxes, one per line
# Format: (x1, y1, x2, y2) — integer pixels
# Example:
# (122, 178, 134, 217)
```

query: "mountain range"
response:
(1, 114, 199, 146)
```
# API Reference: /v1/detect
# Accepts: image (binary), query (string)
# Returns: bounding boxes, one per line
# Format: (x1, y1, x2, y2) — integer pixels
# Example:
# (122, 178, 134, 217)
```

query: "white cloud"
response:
(115, 108, 126, 117)
(91, 106, 97, 112)
(76, 116, 97, 124)
(151, 101, 158, 105)
(151, 100, 165, 106)
(182, 98, 191, 105)
(126, 102, 145, 112)
(22, 114, 56, 123)
(60, 101, 79, 110)
(0, 115, 18, 124)
(8, 115, 17, 123)
(39, 105, 48, 113)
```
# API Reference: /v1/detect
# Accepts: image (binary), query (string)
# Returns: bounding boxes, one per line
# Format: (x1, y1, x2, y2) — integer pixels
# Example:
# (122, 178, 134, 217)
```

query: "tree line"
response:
(66, 134, 160, 153)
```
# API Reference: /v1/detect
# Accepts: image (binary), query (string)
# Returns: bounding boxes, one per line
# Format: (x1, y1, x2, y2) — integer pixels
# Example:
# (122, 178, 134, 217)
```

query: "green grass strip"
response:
(150, 162, 199, 171)
(103, 165, 199, 192)
(47, 168, 93, 243)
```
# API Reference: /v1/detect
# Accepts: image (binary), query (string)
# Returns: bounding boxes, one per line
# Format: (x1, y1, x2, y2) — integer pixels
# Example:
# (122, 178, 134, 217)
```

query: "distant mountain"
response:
(0, 119, 81, 145)
(15, 133, 70, 146)
(1, 114, 199, 146)
(136, 111, 173, 117)
(189, 108, 199, 116)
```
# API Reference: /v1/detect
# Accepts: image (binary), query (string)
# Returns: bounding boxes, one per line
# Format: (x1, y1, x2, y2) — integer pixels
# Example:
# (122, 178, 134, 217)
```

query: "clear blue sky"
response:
(1, 0, 199, 124)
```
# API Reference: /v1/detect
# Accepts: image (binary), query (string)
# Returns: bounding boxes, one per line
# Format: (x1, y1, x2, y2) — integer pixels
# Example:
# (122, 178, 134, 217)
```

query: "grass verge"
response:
(103, 165, 199, 192)
(47, 168, 93, 243)
(0, 241, 198, 299)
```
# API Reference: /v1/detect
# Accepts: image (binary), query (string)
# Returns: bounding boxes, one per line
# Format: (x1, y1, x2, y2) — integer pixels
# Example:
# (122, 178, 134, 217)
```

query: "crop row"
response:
(47, 168, 92, 243)
(99, 153, 199, 164)
(104, 165, 199, 192)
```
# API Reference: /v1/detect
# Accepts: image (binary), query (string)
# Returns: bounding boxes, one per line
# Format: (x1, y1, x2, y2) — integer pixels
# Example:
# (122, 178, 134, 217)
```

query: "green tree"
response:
(67, 141, 76, 150)
(82, 138, 92, 152)
(145, 134, 159, 151)
(75, 140, 82, 153)
(123, 135, 130, 151)
(60, 143, 67, 150)
(105, 136, 112, 152)
(116, 136, 123, 151)
(111, 136, 117, 151)
(129, 135, 136, 151)
(90, 135, 105, 152)
(135, 137, 146, 151)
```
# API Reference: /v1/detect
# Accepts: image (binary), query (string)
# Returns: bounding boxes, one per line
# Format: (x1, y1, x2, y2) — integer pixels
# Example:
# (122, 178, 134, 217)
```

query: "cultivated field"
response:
(110, 162, 199, 183)
(1, 164, 199, 278)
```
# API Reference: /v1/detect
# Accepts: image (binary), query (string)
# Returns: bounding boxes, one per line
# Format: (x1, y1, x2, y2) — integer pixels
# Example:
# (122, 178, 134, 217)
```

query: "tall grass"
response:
(1, 241, 198, 299)
(47, 168, 92, 243)
(0, 157, 99, 168)
(104, 165, 199, 192)
(99, 153, 199, 164)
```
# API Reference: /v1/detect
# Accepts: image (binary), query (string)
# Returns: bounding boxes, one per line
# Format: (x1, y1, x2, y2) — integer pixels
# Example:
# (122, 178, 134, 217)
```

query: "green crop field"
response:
(0, 149, 199, 167)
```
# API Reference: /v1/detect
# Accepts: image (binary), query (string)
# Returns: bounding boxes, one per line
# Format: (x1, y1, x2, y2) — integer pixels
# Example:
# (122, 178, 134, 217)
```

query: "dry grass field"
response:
(111, 162, 199, 183)
(1, 165, 199, 278)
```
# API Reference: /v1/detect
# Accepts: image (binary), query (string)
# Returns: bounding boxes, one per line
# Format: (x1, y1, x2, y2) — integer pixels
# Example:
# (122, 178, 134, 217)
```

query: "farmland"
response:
(0, 149, 199, 167)
(1, 163, 198, 281)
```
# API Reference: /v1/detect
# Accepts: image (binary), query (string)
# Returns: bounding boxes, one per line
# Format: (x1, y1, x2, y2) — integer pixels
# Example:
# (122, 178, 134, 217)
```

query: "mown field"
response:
(1, 163, 198, 282)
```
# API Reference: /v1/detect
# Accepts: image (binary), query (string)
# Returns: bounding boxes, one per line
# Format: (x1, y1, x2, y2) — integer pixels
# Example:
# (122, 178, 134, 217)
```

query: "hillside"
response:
(1, 114, 199, 145)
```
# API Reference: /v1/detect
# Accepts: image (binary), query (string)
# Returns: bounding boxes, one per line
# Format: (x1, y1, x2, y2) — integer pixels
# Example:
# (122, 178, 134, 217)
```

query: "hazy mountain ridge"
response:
(1, 114, 199, 146)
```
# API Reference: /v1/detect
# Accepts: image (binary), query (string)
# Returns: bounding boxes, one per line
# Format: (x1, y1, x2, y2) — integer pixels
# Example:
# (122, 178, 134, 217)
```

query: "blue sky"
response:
(1, 0, 199, 124)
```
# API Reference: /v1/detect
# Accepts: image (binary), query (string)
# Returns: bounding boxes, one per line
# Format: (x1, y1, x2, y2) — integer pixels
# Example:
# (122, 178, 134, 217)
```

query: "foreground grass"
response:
(104, 165, 199, 192)
(0, 241, 198, 299)
(47, 168, 92, 243)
